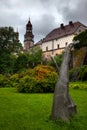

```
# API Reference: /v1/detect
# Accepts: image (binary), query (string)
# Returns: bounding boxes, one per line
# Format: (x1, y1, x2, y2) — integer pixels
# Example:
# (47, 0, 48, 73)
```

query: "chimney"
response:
(69, 21, 73, 26)
(60, 23, 64, 29)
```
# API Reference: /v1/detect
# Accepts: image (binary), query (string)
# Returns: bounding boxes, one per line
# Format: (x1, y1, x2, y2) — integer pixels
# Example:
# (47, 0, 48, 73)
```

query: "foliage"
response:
(9, 74, 19, 87)
(0, 26, 22, 74)
(47, 53, 63, 68)
(14, 53, 28, 72)
(13, 46, 43, 73)
(69, 65, 87, 81)
(0, 70, 20, 88)
(0, 74, 9, 87)
(72, 47, 87, 68)
(0, 53, 17, 74)
(17, 76, 38, 93)
(77, 65, 87, 80)
(0, 87, 87, 130)
(14, 65, 58, 93)
(73, 29, 87, 49)
(55, 53, 64, 67)
(70, 81, 87, 90)
(34, 65, 58, 92)
(28, 46, 43, 67)
(0, 26, 22, 54)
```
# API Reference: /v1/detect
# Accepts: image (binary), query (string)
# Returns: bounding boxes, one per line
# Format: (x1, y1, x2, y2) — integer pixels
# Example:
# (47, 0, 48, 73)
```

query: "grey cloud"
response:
(0, 0, 15, 9)
(33, 14, 57, 43)
(56, 0, 87, 25)
(0, 0, 87, 44)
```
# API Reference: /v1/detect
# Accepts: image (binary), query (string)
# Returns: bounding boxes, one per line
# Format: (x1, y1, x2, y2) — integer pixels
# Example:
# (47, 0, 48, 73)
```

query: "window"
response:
(46, 46, 48, 51)
(65, 42, 68, 46)
(79, 30, 81, 32)
(57, 44, 59, 49)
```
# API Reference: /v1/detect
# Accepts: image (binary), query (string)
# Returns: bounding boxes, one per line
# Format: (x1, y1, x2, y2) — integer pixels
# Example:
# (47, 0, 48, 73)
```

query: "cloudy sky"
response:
(0, 0, 87, 45)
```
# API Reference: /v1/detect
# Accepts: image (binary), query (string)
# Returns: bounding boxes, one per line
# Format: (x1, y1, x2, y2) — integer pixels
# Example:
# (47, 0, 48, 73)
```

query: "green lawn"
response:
(0, 87, 87, 130)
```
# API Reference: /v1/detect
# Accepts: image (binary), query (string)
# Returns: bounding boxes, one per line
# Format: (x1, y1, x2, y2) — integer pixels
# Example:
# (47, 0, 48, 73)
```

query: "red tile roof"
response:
(43, 21, 87, 42)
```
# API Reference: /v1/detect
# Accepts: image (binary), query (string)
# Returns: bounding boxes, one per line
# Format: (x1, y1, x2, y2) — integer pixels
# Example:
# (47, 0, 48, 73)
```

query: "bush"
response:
(69, 65, 87, 81)
(70, 81, 87, 90)
(47, 53, 63, 68)
(73, 29, 87, 49)
(9, 74, 19, 87)
(16, 65, 58, 93)
(77, 65, 87, 80)
(0, 74, 9, 87)
(0, 65, 58, 92)
(17, 76, 37, 93)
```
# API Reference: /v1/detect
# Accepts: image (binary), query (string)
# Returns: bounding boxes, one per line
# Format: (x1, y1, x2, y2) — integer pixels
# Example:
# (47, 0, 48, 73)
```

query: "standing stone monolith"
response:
(51, 41, 79, 121)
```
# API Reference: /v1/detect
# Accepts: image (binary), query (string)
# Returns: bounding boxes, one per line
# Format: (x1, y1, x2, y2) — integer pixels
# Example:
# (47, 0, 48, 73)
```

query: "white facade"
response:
(42, 34, 74, 52)
(38, 25, 87, 59)
(34, 21, 87, 59)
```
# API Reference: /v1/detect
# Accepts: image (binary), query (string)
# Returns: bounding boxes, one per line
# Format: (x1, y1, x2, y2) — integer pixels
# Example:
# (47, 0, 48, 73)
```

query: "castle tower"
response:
(24, 18, 34, 51)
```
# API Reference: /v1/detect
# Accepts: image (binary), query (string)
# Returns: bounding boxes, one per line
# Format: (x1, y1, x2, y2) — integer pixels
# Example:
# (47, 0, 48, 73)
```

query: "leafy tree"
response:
(28, 46, 42, 67)
(14, 53, 28, 72)
(0, 26, 22, 74)
(0, 26, 22, 54)
(73, 29, 87, 48)
(0, 52, 11, 74)
(47, 53, 64, 68)
(13, 46, 42, 73)
(0, 52, 17, 74)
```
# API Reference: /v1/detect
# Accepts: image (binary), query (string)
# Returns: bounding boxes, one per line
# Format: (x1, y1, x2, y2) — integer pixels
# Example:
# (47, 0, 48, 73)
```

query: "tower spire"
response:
(29, 17, 30, 21)
(24, 18, 34, 51)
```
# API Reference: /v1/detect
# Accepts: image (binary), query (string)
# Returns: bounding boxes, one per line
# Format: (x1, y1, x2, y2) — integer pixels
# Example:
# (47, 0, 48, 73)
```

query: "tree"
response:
(13, 46, 42, 73)
(0, 26, 22, 53)
(73, 29, 87, 48)
(14, 53, 28, 72)
(28, 46, 42, 67)
(47, 53, 64, 68)
(0, 52, 17, 74)
(0, 26, 22, 74)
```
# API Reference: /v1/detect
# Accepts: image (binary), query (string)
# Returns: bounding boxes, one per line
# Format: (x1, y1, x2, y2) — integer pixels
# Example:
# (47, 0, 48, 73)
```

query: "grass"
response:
(0, 87, 87, 130)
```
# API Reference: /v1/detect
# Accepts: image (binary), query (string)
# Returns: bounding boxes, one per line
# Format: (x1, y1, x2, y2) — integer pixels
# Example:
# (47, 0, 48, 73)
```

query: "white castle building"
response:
(24, 20, 87, 58)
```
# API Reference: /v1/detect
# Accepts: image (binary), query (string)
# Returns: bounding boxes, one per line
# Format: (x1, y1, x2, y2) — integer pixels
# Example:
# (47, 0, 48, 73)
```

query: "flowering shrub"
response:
(16, 65, 58, 93)
(0, 65, 58, 92)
